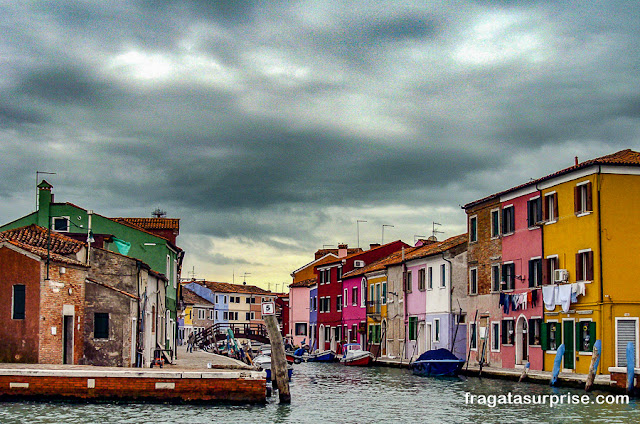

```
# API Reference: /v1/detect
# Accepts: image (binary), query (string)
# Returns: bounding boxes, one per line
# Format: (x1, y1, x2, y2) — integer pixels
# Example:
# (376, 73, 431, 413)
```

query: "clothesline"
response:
(542, 282, 587, 313)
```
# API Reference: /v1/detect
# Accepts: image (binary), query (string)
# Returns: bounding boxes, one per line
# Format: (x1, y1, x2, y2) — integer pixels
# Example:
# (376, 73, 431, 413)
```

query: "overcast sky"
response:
(1, 1, 638, 290)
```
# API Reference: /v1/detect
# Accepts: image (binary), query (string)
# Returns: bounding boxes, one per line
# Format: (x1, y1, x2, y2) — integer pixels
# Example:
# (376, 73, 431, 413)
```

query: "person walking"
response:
(187, 332, 195, 353)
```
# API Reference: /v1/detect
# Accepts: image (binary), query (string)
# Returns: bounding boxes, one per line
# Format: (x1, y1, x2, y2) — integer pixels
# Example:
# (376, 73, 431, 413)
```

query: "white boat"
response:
(340, 343, 374, 366)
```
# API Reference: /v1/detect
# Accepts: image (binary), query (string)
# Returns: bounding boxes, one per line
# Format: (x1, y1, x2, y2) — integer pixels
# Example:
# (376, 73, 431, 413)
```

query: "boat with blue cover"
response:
(411, 348, 465, 377)
(307, 350, 337, 362)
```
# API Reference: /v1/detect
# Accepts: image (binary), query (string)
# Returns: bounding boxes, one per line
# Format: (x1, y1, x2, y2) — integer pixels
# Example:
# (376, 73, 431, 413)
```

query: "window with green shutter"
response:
(576, 321, 596, 352)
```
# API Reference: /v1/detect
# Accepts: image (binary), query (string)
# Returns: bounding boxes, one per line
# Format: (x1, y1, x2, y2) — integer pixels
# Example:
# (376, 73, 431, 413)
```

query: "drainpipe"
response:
(597, 165, 605, 364)
(136, 261, 142, 367)
(402, 247, 408, 359)
(442, 252, 453, 352)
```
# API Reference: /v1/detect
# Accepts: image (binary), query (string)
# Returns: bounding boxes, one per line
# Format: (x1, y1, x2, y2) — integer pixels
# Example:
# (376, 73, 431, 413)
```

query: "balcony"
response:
(366, 300, 382, 318)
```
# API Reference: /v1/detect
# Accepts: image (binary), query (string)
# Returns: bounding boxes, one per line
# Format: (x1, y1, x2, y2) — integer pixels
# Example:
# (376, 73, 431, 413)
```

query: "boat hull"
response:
(342, 354, 373, 366)
(411, 359, 465, 377)
(308, 351, 336, 362)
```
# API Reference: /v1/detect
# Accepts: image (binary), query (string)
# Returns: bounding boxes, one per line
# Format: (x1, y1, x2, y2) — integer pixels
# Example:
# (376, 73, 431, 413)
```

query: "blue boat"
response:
(307, 350, 337, 362)
(411, 348, 466, 377)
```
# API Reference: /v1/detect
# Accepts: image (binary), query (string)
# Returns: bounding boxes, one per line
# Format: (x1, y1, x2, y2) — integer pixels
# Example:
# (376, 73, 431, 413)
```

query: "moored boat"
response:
(307, 350, 337, 362)
(340, 344, 373, 366)
(253, 354, 294, 381)
(411, 348, 465, 377)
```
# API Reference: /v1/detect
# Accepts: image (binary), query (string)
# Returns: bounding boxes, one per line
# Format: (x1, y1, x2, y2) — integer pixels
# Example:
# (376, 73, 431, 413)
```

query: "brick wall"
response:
(38, 263, 87, 364)
(0, 246, 41, 363)
(0, 374, 265, 403)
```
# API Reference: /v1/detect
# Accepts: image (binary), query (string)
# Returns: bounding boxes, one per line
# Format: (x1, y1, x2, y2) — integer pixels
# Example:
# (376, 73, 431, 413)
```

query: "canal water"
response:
(0, 363, 637, 423)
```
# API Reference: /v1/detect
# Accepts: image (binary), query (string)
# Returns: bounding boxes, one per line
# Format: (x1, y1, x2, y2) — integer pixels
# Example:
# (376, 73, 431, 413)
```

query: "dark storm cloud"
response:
(2, 0, 640, 282)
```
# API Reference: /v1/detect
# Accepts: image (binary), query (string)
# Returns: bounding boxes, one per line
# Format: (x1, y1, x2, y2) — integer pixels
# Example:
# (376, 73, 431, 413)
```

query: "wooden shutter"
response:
(553, 193, 559, 220)
(541, 322, 548, 350)
(501, 320, 508, 345)
(588, 321, 596, 352)
(586, 251, 594, 281)
(575, 253, 583, 281)
(574, 185, 580, 214)
(543, 196, 549, 221)
(586, 182, 593, 212)
(527, 200, 532, 227)
(542, 258, 549, 285)
(575, 321, 583, 352)
(528, 260, 535, 288)
(529, 319, 535, 345)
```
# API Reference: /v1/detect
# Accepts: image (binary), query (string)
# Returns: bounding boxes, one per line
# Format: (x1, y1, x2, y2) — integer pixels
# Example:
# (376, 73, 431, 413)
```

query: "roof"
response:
(463, 149, 640, 209)
(0, 224, 85, 255)
(342, 234, 468, 278)
(182, 286, 213, 306)
(115, 217, 180, 231)
(199, 281, 273, 295)
(0, 224, 87, 266)
(314, 247, 362, 258)
(86, 278, 139, 299)
(320, 240, 407, 268)
(289, 277, 317, 288)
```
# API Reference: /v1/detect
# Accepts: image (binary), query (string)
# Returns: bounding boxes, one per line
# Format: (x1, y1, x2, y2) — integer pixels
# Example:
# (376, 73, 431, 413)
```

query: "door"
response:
(563, 319, 575, 369)
(63, 315, 74, 364)
(425, 324, 432, 352)
(418, 322, 426, 353)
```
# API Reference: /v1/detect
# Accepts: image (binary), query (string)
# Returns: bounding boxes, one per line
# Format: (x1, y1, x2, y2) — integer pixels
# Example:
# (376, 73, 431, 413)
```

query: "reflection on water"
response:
(0, 363, 637, 423)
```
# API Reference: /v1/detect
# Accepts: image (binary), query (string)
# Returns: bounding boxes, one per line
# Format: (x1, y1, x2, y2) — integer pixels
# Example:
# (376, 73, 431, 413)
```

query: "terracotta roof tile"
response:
(115, 217, 180, 231)
(463, 149, 640, 209)
(200, 281, 273, 295)
(289, 277, 317, 288)
(182, 286, 213, 305)
(0, 224, 85, 255)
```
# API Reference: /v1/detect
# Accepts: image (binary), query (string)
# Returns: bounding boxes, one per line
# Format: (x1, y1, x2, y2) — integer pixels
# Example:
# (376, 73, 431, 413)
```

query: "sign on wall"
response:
(262, 301, 275, 315)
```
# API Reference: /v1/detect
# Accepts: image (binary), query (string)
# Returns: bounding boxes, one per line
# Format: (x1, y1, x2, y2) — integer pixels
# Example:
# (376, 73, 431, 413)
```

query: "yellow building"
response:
(366, 271, 388, 357)
(540, 149, 640, 374)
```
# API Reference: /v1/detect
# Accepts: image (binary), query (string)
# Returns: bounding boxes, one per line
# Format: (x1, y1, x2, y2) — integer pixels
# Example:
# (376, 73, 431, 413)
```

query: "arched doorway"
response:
(515, 315, 529, 365)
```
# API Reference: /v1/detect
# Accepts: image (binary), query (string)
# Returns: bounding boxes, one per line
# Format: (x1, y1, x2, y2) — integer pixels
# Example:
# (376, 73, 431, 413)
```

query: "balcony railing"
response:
(366, 300, 382, 315)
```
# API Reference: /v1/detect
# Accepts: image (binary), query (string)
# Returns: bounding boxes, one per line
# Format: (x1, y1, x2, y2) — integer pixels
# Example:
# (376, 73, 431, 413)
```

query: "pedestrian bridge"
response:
(193, 323, 270, 350)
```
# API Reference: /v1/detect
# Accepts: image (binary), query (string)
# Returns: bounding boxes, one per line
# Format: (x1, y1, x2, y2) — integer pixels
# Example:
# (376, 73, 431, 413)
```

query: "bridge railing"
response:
(193, 322, 270, 350)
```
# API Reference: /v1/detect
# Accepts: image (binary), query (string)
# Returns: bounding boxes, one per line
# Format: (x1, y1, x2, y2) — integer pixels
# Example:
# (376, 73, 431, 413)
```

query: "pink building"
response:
(341, 274, 367, 347)
(498, 187, 544, 370)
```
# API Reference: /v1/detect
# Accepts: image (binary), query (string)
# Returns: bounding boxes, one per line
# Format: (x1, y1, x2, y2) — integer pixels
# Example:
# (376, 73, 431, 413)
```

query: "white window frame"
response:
(502, 204, 515, 236)
(469, 322, 478, 351)
(544, 191, 557, 224)
(576, 180, 592, 216)
(491, 264, 501, 292)
(546, 319, 559, 354)
(502, 317, 515, 346)
(433, 318, 440, 342)
(469, 215, 478, 243)
(361, 279, 366, 308)
(469, 267, 478, 295)
(490, 208, 501, 239)
(440, 264, 446, 288)
(491, 321, 501, 352)
(52, 216, 70, 232)
(427, 266, 433, 290)
(344, 288, 348, 307)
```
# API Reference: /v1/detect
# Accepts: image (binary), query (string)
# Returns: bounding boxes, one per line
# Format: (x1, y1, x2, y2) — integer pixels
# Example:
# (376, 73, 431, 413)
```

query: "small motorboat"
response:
(411, 348, 465, 377)
(286, 347, 309, 364)
(340, 343, 373, 366)
(253, 354, 293, 381)
(307, 350, 337, 362)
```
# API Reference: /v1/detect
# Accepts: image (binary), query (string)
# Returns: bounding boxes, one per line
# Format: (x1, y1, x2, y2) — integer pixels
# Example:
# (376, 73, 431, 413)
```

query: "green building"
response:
(0, 181, 184, 360)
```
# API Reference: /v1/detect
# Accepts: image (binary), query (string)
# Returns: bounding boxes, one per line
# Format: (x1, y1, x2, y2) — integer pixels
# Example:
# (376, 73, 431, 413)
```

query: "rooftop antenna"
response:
(189, 266, 196, 279)
(357, 220, 367, 249)
(241, 272, 251, 285)
(152, 208, 167, 218)
(382, 224, 394, 244)
(432, 222, 444, 240)
(36, 171, 56, 211)
(323, 244, 335, 250)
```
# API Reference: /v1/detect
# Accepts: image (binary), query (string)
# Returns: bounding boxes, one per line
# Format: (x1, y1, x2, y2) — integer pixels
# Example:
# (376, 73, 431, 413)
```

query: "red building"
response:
(316, 241, 409, 352)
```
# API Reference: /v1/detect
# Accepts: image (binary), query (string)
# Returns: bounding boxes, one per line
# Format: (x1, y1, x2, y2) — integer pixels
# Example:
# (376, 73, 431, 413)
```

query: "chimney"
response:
(338, 243, 348, 258)
(369, 243, 380, 250)
(37, 180, 53, 228)
(575, 156, 579, 166)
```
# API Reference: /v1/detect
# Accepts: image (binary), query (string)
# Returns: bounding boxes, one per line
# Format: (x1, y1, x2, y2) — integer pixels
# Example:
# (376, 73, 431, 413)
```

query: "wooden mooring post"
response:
(263, 312, 291, 404)
(585, 340, 601, 392)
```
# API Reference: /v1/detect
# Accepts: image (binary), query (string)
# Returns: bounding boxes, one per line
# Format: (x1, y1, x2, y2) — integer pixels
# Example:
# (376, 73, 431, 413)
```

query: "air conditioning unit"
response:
(554, 269, 569, 283)
(354, 260, 365, 268)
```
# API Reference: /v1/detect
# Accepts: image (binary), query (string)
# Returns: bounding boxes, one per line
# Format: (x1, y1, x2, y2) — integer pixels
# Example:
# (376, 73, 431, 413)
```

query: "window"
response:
(501, 319, 515, 345)
(574, 181, 593, 215)
(336, 295, 343, 312)
(295, 323, 308, 336)
(230, 297, 235, 303)
(491, 265, 501, 292)
(251, 297, 256, 304)
(337, 267, 342, 281)
(469, 322, 477, 350)
(319, 297, 324, 313)
(428, 267, 433, 290)
(440, 264, 446, 288)
(215, 295, 218, 303)
(369, 324, 381, 344)
(529, 258, 542, 287)
(544, 192, 558, 222)
(418, 268, 426, 291)
(490, 322, 500, 351)
(198, 308, 205, 320)
(434, 319, 440, 342)
(405, 271, 412, 293)
(469, 216, 478, 243)
(251, 311, 255, 320)
(616, 319, 637, 367)
(352, 287, 358, 306)
(469, 268, 478, 294)
(325, 297, 331, 313)
(215, 310, 219, 321)
(94, 313, 109, 339)
(491, 209, 501, 238)
(246, 297, 251, 303)
(223, 296, 227, 304)
(246, 312, 251, 320)
(324, 326, 331, 342)
(382, 282, 387, 305)
(313, 296, 317, 311)
(325, 269, 332, 284)
(12, 285, 25, 320)
(501, 262, 515, 291)
(408, 317, 418, 341)
(361, 279, 366, 307)
(528, 318, 542, 346)
(344, 289, 348, 307)
(542, 321, 562, 351)
(575, 250, 594, 281)
(502, 206, 515, 234)
(545, 256, 559, 284)
(236, 296, 240, 303)
(527, 197, 543, 228)
(52, 216, 69, 232)
(576, 320, 595, 352)
(223, 311, 228, 320)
